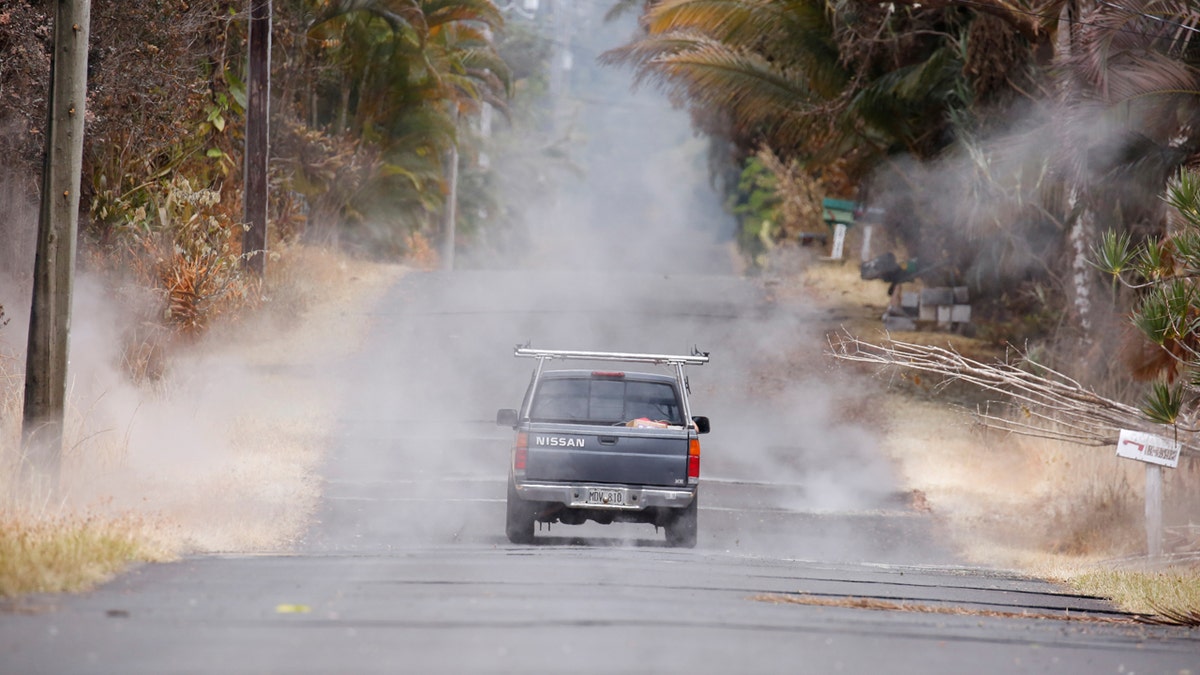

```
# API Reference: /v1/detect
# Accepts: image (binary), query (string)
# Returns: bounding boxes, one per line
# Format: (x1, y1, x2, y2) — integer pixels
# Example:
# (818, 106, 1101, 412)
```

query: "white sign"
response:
(830, 223, 847, 260)
(1116, 429, 1181, 468)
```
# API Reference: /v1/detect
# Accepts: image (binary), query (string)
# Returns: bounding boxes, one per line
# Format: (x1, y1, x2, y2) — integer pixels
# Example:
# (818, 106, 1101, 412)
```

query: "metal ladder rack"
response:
(514, 346, 709, 366)
(515, 346, 709, 422)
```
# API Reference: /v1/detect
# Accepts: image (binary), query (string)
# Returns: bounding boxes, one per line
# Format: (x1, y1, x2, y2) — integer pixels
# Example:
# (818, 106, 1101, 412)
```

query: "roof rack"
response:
(514, 346, 709, 366)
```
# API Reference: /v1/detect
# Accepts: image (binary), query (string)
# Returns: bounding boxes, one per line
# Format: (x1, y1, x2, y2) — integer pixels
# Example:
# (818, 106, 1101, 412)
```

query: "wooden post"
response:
(860, 224, 873, 262)
(1146, 464, 1164, 557)
(440, 104, 459, 271)
(22, 0, 91, 490)
(440, 143, 458, 271)
(242, 0, 271, 276)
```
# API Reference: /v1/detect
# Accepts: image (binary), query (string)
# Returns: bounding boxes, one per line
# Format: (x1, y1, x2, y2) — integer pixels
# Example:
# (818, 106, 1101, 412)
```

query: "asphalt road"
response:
(2, 269, 1197, 674)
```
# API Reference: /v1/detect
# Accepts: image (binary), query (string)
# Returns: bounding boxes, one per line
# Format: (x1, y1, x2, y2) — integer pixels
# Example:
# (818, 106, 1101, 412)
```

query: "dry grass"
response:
(881, 399, 1148, 565)
(1066, 568, 1200, 625)
(793, 255, 1200, 624)
(0, 510, 169, 596)
(0, 243, 406, 596)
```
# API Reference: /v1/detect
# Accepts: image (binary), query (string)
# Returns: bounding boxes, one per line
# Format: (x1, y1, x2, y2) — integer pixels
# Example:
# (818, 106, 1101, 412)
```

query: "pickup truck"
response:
(496, 347, 711, 547)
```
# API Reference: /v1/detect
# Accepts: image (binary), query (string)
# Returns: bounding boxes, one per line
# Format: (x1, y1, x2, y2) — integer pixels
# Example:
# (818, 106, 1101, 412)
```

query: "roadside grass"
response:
(1065, 568, 1200, 625)
(0, 510, 166, 597)
(0, 243, 404, 597)
(795, 256, 1200, 626)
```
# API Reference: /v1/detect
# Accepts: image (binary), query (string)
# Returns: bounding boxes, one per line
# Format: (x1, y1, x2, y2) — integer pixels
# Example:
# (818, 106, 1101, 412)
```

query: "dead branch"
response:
(828, 332, 1199, 457)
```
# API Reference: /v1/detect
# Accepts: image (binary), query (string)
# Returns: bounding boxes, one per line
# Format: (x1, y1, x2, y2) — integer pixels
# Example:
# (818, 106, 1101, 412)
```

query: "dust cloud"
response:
(2, 5, 916, 564)
(310, 5, 922, 563)
(0, 177, 392, 552)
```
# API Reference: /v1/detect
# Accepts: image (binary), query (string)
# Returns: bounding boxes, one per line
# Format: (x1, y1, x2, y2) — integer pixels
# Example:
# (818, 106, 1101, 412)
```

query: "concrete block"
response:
(884, 315, 917, 331)
(937, 305, 952, 326)
(951, 304, 972, 323)
(921, 287, 954, 306)
(953, 286, 970, 304)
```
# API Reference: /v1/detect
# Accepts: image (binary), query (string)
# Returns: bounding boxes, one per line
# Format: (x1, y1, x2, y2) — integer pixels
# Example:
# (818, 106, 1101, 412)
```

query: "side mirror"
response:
(496, 408, 519, 428)
(692, 416, 710, 434)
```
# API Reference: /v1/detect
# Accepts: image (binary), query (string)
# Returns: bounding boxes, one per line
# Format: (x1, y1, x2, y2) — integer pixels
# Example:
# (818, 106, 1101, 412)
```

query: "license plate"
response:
(585, 487, 627, 506)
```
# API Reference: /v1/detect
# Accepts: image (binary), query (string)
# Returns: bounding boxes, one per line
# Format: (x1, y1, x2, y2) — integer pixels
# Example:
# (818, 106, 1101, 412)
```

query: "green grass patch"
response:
(0, 512, 150, 597)
(1068, 568, 1200, 625)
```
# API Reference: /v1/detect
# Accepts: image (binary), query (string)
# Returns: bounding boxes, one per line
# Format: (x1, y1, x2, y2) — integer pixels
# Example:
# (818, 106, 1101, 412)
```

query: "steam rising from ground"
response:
(303, 7, 919, 561)
(2, 6, 912, 563)
(1, 215, 402, 553)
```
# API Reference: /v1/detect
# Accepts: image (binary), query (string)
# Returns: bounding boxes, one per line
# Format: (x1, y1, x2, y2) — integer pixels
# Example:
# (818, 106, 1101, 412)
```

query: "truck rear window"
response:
(530, 378, 683, 425)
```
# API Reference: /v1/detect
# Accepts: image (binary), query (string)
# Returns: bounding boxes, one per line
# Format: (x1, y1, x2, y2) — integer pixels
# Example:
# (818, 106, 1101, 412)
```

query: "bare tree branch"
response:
(828, 332, 1200, 457)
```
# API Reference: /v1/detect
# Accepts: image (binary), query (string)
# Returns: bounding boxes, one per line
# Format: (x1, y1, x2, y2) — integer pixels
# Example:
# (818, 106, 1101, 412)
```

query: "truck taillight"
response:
(687, 438, 700, 484)
(514, 432, 528, 472)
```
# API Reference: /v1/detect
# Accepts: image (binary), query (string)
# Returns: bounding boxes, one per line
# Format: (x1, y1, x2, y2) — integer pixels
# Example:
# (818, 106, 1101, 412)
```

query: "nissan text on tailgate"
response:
(496, 347, 711, 547)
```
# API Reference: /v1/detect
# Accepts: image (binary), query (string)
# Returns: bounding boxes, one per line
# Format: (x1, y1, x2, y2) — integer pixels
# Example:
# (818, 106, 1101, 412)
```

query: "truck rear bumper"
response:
(513, 481, 696, 511)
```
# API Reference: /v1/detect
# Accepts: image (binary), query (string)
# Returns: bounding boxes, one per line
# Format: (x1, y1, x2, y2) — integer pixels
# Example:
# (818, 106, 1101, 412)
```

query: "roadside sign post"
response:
(830, 224, 847, 260)
(1146, 465, 1163, 557)
(1116, 429, 1181, 558)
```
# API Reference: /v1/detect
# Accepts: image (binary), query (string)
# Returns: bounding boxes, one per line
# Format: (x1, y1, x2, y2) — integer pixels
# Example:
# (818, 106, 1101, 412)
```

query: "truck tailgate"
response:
(524, 423, 690, 487)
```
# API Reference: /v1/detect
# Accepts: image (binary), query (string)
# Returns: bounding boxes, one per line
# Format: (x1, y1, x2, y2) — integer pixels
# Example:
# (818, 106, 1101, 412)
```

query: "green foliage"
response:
(1092, 230, 1136, 277)
(725, 156, 781, 266)
(1141, 379, 1183, 426)
(1165, 167, 1200, 226)
(1099, 168, 1200, 427)
(297, 0, 512, 251)
(1132, 287, 1173, 346)
(1137, 238, 1171, 280)
(105, 176, 256, 335)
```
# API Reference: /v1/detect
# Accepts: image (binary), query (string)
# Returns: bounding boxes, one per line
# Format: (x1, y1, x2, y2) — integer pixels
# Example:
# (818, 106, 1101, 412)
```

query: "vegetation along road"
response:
(2, 270, 1196, 673)
(3, 1, 1200, 672)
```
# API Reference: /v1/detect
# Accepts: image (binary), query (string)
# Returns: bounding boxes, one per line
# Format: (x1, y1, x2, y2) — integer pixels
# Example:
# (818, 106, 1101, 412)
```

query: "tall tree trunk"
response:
(1067, 186, 1095, 337)
(337, 83, 350, 134)
(1058, 0, 1097, 342)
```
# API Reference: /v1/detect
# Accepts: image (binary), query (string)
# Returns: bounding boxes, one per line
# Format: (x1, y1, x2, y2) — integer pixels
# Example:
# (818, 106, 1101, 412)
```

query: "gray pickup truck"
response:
(496, 347, 711, 547)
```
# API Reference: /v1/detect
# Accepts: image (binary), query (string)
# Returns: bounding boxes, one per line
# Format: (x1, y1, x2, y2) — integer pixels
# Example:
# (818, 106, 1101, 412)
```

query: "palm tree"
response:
(299, 0, 511, 249)
(1054, 0, 1200, 338)
(602, 0, 1056, 187)
(600, 0, 853, 167)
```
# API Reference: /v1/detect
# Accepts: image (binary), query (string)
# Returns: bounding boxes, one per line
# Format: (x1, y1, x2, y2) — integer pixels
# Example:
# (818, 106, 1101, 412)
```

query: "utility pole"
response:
(440, 105, 459, 271)
(22, 0, 91, 490)
(242, 0, 271, 276)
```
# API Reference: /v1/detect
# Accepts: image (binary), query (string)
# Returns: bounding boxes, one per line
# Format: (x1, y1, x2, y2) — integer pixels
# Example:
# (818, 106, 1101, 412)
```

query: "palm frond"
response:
(604, 0, 644, 23)
(599, 32, 714, 74)
(635, 37, 817, 121)
(422, 0, 505, 30)
(310, 0, 429, 39)
(642, 0, 847, 94)
(850, 46, 962, 151)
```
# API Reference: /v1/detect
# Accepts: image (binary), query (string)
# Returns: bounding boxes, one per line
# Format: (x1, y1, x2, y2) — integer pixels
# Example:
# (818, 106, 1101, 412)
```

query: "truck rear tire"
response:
(665, 495, 698, 548)
(506, 480, 536, 544)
